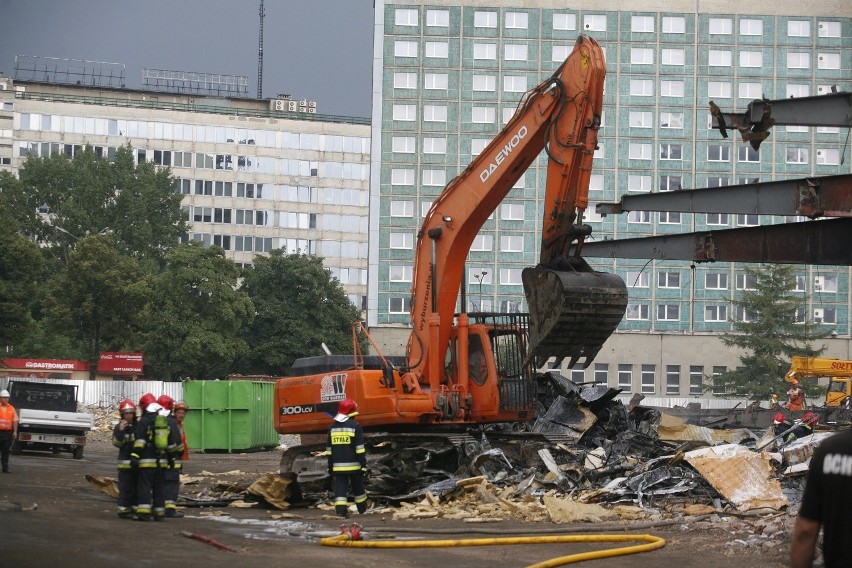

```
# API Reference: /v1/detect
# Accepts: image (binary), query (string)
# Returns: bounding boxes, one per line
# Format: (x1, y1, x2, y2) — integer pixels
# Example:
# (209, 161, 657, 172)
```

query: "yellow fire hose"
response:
(321, 531, 666, 567)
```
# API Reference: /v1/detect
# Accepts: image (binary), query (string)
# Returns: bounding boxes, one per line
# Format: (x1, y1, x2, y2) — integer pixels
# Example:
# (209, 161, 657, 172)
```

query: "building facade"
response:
(368, 0, 852, 395)
(0, 79, 372, 307)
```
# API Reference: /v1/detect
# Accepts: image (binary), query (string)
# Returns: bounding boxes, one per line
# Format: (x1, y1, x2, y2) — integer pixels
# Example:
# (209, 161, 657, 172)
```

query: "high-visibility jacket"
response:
(0, 404, 17, 431)
(132, 411, 184, 468)
(326, 417, 366, 474)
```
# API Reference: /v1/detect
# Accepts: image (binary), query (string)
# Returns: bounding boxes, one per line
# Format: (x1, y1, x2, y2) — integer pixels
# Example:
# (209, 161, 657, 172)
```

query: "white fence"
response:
(0, 377, 184, 408)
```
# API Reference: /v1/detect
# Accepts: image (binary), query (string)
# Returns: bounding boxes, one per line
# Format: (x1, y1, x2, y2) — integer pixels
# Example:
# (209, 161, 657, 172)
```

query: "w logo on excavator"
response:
(321, 373, 347, 403)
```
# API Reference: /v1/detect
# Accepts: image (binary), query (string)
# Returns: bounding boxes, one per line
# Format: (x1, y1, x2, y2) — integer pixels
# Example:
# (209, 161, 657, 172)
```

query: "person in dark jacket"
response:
(131, 395, 184, 521)
(326, 398, 368, 518)
(112, 399, 138, 519)
(157, 395, 184, 518)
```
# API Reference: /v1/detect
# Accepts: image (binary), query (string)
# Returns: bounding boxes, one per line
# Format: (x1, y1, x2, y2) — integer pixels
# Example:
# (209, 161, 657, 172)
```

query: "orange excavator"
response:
(274, 36, 626, 478)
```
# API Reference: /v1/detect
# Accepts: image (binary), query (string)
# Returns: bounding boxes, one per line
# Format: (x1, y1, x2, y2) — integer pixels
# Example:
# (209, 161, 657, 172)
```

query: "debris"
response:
(247, 473, 296, 510)
(84, 474, 119, 499)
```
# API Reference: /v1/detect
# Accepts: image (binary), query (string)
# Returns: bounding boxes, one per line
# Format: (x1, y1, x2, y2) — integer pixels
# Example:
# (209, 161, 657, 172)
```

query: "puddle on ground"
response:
(193, 515, 340, 542)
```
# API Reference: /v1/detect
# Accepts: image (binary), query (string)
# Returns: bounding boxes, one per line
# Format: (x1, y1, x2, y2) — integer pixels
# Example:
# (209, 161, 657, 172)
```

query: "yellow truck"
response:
(785, 356, 852, 408)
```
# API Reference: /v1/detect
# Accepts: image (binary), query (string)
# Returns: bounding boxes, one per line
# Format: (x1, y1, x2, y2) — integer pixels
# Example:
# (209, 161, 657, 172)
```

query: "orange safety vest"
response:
(0, 404, 16, 431)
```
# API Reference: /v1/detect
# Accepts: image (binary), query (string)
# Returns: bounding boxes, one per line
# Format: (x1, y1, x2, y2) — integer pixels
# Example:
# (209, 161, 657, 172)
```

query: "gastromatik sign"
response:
(2, 358, 89, 372)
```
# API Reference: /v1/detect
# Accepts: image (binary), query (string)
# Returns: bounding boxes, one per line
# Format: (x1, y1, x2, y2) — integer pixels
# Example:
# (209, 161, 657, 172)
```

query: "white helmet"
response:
(0, 389, 9, 397)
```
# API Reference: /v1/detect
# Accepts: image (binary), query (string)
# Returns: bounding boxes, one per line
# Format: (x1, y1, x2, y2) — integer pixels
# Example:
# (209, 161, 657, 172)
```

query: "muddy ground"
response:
(0, 437, 794, 568)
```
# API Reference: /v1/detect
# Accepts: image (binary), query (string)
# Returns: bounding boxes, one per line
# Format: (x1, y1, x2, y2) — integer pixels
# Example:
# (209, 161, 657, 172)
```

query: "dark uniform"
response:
(112, 403, 137, 518)
(131, 405, 184, 521)
(326, 399, 368, 518)
(162, 410, 184, 517)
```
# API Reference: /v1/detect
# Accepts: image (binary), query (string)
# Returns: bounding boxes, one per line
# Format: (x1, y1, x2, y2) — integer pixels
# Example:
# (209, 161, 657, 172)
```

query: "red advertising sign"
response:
(2, 358, 89, 372)
(97, 352, 144, 374)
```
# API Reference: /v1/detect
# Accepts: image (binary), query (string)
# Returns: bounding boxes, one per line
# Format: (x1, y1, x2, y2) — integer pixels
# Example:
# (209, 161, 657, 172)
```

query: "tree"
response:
(0, 194, 44, 348)
(236, 251, 367, 375)
(46, 234, 149, 379)
(140, 243, 254, 381)
(715, 264, 828, 398)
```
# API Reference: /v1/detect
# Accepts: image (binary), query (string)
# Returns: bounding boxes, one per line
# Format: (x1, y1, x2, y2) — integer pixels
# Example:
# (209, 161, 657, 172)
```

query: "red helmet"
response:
(157, 394, 175, 411)
(791, 379, 799, 386)
(338, 398, 358, 416)
(773, 412, 785, 424)
(173, 401, 189, 412)
(802, 412, 819, 427)
(139, 393, 157, 409)
(119, 399, 136, 414)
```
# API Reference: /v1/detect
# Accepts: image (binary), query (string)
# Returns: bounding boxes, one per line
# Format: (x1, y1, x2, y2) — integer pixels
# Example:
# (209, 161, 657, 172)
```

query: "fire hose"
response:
(321, 525, 665, 568)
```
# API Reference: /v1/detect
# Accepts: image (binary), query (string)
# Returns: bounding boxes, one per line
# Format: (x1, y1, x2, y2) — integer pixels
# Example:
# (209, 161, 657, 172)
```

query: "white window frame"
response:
(393, 72, 417, 89)
(504, 44, 528, 61)
(658, 272, 680, 288)
(631, 15, 654, 33)
(503, 75, 528, 93)
(425, 41, 449, 59)
(740, 19, 763, 36)
(424, 73, 449, 90)
(738, 145, 760, 163)
(629, 143, 653, 160)
(660, 80, 684, 97)
(629, 110, 653, 128)
(499, 268, 523, 285)
(631, 48, 654, 65)
(736, 214, 759, 227)
(660, 143, 682, 160)
(473, 43, 497, 60)
(423, 105, 447, 123)
(786, 147, 809, 164)
(471, 235, 494, 252)
(394, 40, 418, 58)
(474, 11, 497, 28)
(630, 79, 654, 96)
(552, 45, 570, 62)
(666, 366, 681, 395)
(659, 211, 681, 224)
(389, 264, 413, 282)
(736, 273, 757, 290)
(391, 168, 414, 185)
(473, 74, 496, 92)
(388, 297, 411, 314)
(662, 16, 685, 34)
(660, 111, 683, 129)
(704, 305, 728, 322)
(392, 104, 416, 122)
(641, 365, 656, 394)
(739, 82, 762, 99)
(708, 145, 730, 162)
(787, 52, 810, 69)
(499, 235, 524, 252)
(659, 175, 682, 192)
(471, 106, 495, 124)
(389, 232, 413, 249)
(705, 272, 729, 289)
(740, 51, 763, 68)
(817, 148, 840, 166)
(421, 169, 446, 187)
(618, 364, 633, 390)
(505, 12, 528, 30)
(422, 137, 447, 155)
(626, 271, 650, 288)
(818, 53, 841, 70)
(709, 18, 732, 35)
(657, 304, 680, 321)
(628, 174, 651, 193)
(661, 48, 685, 66)
(391, 137, 415, 154)
(708, 81, 732, 99)
(583, 14, 607, 31)
(500, 203, 525, 221)
(390, 200, 413, 218)
(626, 304, 649, 320)
(426, 9, 449, 27)
(788, 20, 810, 37)
(709, 50, 732, 67)
(553, 13, 576, 31)
(818, 21, 841, 38)
(628, 210, 651, 224)
(787, 84, 810, 98)
(394, 8, 418, 26)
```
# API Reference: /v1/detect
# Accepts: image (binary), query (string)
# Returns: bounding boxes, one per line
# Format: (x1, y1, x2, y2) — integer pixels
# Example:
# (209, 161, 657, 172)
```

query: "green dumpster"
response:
(183, 380, 279, 452)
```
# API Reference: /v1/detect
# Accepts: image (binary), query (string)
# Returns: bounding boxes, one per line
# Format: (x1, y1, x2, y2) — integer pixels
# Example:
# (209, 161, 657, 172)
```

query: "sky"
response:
(0, 0, 375, 118)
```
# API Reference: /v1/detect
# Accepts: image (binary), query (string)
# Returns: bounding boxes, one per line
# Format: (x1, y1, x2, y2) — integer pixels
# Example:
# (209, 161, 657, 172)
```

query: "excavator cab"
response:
(522, 257, 627, 369)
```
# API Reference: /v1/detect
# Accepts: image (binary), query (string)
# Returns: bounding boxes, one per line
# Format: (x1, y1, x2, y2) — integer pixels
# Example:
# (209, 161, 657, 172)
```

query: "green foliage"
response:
(715, 264, 828, 398)
(236, 250, 367, 375)
(140, 243, 255, 381)
(0, 194, 44, 347)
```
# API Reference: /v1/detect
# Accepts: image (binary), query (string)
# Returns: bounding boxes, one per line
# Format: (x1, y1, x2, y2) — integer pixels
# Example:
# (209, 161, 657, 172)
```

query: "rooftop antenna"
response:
(257, 0, 265, 99)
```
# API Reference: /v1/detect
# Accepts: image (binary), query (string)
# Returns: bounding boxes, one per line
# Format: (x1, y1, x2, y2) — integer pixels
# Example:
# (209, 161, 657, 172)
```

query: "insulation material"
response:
(247, 473, 295, 510)
(657, 413, 755, 445)
(543, 494, 618, 523)
(684, 444, 788, 511)
(780, 432, 833, 467)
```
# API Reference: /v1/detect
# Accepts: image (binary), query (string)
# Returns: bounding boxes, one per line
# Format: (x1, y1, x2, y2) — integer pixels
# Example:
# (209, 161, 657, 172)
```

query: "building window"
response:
(631, 15, 654, 33)
(389, 232, 413, 249)
(503, 75, 528, 93)
(626, 271, 650, 288)
(422, 169, 446, 186)
(661, 48, 685, 65)
(629, 111, 653, 128)
(394, 72, 417, 89)
(425, 42, 449, 59)
(659, 175, 682, 192)
(394, 40, 418, 57)
(816, 148, 840, 166)
(740, 51, 763, 67)
(583, 14, 606, 31)
(389, 265, 413, 282)
(736, 214, 759, 227)
(735, 273, 757, 290)
(712, 366, 727, 395)
(666, 365, 681, 395)
(626, 303, 649, 320)
(628, 210, 651, 224)
(705, 272, 729, 289)
(426, 9, 449, 27)
(739, 82, 762, 99)
(735, 306, 754, 322)
(662, 16, 685, 33)
(391, 168, 414, 186)
(659, 212, 681, 224)
(500, 203, 525, 220)
(471, 235, 494, 251)
(392, 104, 416, 121)
(788, 84, 810, 98)
(628, 174, 651, 192)
(657, 304, 680, 321)
(708, 145, 730, 162)
(814, 308, 837, 325)
(660, 144, 682, 160)
(388, 297, 411, 314)
(629, 143, 653, 160)
(423, 105, 447, 123)
(392, 137, 415, 154)
(818, 53, 841, 70)
(786, 147, 809, 164)
(618, 364, 632, 390)
(814, 275, 838, 293)
(473, 43, 497, 60)
(499, 268, 523, 285)
(689, 366, 704, 395)
(390, 200, 413, 218)
(705, 305, 728, 322)
(470, 139, 488, 156)
(631, 48, 654, 65)
(708, 177, 730, 188)
(660, 112, 683, 129)
(395, 8, 418, 26)
(660, 80, 684, 97)
(473, 74, 496, 92)
(788, 52, 810, 69)
(472, 106, 496, 124)
(709, 50, 732, 66)
(499, 235, 524, 252)
(474, 11, 497, 28)
(658, 272, 680, 288)
(708, 81, 731, 98)
(424, 73, 449, 90)
(594, 363, 608, 385)
(505, 12, 528, 29)
(709, 18, 732, 34)
(552, 45, 570, 62)
(788, 20, 810, 37)
(740, 19, 763, 36)
(422, 137, 447, 155)
(818, 21, 841, 38)
(738, 145, 760, 162)
(630, 79, 654, 96)
(504, 44, 528, 61)
(640, 365, 656, 394)
(553, 13, 576, 31)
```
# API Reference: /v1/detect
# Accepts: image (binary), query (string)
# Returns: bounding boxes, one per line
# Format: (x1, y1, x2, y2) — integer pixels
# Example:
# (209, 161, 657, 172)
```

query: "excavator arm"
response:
(403, 35, 626, 392)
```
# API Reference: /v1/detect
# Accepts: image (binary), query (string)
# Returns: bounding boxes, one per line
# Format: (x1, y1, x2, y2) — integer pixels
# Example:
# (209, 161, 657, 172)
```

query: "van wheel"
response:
(72, 446, 84, 459)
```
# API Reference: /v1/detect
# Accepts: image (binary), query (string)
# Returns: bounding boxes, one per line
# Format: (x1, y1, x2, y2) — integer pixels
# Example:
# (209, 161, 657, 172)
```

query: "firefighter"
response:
(131, 395, 183, 521)
(157, 394, 184, 518)
(326, 398, 368, 518)
(112, 399, 138, 518)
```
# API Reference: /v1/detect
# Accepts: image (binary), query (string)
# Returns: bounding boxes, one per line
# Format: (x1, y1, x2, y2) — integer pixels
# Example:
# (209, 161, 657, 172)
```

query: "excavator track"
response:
(523, 260, 628, 368)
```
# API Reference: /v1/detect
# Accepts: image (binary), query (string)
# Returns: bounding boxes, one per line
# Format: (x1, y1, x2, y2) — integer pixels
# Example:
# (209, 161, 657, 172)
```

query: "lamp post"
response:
(474, 270, 488, 312)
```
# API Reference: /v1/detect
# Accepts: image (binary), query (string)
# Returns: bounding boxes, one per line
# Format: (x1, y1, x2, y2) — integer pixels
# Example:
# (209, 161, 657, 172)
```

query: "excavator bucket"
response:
(522, 259, 627, 369)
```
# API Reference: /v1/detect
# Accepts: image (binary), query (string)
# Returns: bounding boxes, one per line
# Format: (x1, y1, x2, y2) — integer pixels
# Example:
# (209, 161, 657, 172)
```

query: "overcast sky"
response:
(0, 0, 374, 118)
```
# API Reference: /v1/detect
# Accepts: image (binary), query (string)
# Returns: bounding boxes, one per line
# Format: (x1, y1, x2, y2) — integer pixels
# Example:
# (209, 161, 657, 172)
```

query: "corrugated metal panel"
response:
(616, 395, 753, 410)
(0, 377, 183, 407)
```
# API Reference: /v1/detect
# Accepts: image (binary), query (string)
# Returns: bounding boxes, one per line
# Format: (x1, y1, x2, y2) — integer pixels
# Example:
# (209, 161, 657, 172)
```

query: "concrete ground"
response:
(0, 438, 793, 567)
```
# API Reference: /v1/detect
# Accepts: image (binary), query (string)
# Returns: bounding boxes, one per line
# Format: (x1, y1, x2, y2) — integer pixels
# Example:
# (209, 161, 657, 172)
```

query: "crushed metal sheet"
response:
(532, 395, 597, 439)
(684, 444, 788, 511)
(657, 413, 756, 445)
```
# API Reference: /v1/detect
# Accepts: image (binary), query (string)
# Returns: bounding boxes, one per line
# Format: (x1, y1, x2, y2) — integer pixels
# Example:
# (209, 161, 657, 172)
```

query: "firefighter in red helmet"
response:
(325, 398, 368, 518)
(160, 397, 188, 518)
(130, 396, 183, 521)
(113, 399, 138, 518)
